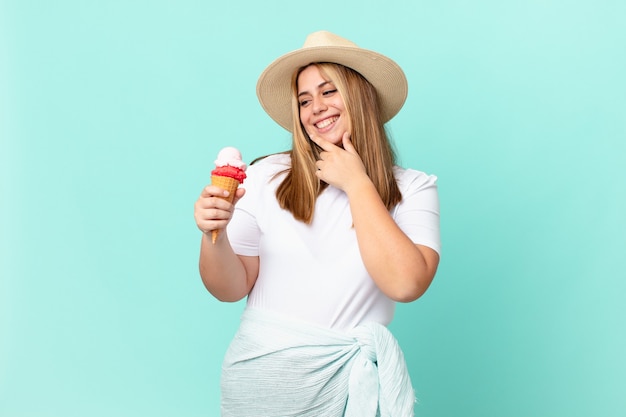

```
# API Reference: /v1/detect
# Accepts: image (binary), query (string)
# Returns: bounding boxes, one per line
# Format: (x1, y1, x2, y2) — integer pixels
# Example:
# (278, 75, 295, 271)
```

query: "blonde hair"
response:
(274, 62, 402, 223)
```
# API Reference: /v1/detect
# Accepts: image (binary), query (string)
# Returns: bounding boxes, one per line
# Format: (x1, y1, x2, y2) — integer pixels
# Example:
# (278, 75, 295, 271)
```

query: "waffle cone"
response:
(210, 175, 240, 244)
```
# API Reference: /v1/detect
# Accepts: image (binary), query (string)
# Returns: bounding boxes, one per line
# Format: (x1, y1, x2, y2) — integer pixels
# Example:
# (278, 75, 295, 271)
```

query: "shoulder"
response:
(249, 152, 290, 171)
(393, 166, 438, 194)
(245, 152, 291, 185)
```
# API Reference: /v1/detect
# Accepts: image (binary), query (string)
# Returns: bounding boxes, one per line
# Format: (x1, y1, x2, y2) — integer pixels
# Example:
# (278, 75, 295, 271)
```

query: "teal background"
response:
(1, 0, 625, 416)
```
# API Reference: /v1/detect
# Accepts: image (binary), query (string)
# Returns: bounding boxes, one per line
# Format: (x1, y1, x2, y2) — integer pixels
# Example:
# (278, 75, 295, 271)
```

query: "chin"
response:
(326, 133, 344, 146)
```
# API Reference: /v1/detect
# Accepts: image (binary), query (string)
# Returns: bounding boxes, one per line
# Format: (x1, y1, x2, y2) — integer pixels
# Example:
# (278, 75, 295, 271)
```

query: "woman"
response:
(194, 31, 441, 417)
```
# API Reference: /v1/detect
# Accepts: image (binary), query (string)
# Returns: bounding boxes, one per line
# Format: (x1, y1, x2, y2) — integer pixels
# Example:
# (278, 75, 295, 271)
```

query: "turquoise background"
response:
(1, 0, 625, 416)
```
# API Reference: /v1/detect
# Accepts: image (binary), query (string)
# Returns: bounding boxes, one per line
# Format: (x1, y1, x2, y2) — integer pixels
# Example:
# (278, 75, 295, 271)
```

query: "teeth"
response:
(316, 116, 338, 129)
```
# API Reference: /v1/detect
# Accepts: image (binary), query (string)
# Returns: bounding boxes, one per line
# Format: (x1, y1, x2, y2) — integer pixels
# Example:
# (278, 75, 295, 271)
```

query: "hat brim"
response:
(256, 45, 408, 132)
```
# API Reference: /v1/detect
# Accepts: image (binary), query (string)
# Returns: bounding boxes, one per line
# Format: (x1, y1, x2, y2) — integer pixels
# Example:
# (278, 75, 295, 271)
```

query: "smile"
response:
(315, 116, 339, 129)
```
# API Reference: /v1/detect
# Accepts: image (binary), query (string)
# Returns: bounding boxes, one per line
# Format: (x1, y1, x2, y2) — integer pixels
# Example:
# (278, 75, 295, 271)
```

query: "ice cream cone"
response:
(211, 175, 240, 244)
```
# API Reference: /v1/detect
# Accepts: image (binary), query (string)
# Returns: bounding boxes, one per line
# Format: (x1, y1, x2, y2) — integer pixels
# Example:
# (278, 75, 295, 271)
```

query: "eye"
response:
(323, 89, 337, 96)
(299, 99, 310, 107)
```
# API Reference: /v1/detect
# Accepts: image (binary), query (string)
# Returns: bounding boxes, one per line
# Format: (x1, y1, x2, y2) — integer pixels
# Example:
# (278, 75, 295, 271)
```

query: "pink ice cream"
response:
(214, 147, 247, 170)
(211, 147, 247, 183)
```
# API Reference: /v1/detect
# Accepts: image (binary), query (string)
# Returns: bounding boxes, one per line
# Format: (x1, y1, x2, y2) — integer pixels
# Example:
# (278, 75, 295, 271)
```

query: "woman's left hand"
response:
(311, 133, 369, 192)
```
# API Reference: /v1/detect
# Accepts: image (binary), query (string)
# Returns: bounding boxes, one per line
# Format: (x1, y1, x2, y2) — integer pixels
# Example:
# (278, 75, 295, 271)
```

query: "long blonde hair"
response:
(273, 62, 402, 223)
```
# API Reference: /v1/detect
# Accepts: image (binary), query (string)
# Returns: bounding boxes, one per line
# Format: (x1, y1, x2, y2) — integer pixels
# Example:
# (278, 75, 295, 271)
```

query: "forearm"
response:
(198, 231, 255, 302)
(347, 179, 437, 302)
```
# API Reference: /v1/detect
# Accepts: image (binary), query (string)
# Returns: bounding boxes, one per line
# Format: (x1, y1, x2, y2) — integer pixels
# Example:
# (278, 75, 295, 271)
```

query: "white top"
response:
(228, 153, 440, 331)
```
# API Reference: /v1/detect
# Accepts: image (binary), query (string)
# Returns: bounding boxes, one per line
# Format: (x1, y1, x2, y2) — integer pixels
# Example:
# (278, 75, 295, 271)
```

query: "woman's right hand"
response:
(194, 185, 246, 237)
(195, 184, 257, 302)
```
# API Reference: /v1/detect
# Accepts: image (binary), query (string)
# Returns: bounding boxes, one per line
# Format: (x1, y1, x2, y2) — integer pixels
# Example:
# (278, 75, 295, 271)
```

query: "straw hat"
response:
(256, 30, 408, 132)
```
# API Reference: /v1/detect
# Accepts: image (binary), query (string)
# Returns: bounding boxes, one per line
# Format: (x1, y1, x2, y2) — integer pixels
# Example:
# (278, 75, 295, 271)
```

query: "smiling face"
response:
(297, 65, 350, 146)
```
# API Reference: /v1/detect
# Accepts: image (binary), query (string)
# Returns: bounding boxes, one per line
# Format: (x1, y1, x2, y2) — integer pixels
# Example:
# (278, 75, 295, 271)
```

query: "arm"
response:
(344, 178, 439, 302)
(312, 134, 439, 302)
(194, 186, 259, 302)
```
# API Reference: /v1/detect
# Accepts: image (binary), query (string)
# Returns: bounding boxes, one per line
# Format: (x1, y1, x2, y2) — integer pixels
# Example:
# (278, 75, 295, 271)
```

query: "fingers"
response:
(341, 132, 357, 154)
(201, 184, 229, 198)
(195, 185, 245, 234)
(231, 187, 246, 205)
(312, 132, 358, 166)
(194, 202, 231, 234)
(309, 134, 336, 151)
(310, 132, 355, 156)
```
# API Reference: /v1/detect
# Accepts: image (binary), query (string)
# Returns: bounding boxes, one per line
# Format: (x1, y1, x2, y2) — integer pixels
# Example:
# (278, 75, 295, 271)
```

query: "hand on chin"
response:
(319, 130, 346, 148)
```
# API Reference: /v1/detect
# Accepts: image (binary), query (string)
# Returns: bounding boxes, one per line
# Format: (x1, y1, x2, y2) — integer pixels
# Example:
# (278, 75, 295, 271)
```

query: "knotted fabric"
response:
(220, 307, 415, 417)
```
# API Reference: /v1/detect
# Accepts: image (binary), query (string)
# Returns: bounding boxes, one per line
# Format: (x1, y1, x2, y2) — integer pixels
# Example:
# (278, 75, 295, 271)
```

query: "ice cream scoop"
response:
(214, 146, 247, 170)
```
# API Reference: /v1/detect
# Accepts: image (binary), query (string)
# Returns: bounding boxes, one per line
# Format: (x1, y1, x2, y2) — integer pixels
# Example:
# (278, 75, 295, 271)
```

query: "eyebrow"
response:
(297, 81, 333, 98)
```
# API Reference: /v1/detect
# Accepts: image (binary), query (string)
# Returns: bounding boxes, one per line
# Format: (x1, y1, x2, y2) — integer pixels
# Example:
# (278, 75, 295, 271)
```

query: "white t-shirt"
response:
(227, 153, 440, 331)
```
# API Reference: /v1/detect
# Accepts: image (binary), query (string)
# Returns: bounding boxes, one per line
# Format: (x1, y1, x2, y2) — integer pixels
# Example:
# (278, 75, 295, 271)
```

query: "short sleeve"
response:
(226, 166, 263, 257)
(392, 168, 441, 254)
(226, 154, 290, 257)
(228, 204, 261, 256)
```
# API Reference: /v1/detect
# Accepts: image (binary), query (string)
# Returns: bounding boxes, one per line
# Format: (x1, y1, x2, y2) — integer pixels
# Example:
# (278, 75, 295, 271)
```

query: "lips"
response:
(315, 116, 339, 129)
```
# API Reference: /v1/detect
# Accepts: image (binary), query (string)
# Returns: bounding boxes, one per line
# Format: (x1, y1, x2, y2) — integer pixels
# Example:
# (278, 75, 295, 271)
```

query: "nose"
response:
(312, 96, 327, 114)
